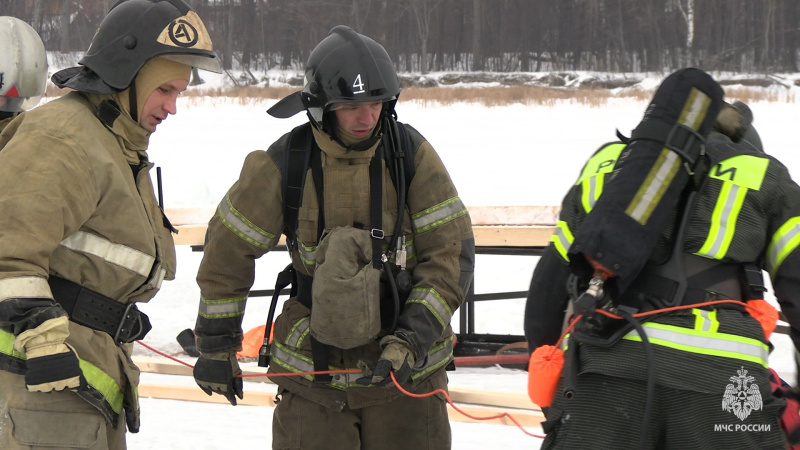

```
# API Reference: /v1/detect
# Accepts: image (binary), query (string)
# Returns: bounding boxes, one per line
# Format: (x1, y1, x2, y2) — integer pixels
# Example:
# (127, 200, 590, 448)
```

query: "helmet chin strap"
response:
(128, 77, 138, 123)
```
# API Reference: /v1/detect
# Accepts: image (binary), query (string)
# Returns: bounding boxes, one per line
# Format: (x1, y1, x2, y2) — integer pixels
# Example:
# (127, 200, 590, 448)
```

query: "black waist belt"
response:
(48, 276, 151, 344)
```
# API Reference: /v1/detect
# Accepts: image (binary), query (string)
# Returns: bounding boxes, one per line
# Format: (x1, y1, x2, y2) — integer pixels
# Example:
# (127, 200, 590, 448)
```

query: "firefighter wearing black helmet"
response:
(0, 1, 220, 448)
(192, 26, 474, 449)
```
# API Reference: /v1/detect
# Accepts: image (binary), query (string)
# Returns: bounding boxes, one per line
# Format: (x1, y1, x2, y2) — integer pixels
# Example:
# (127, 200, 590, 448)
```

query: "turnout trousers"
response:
(0, 371, 127, 449)
(272, 387, 451, 450)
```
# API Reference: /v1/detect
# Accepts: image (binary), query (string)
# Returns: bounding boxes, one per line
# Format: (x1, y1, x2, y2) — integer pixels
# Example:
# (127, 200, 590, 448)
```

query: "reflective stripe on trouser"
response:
(0, 370, 128, 450)
(621, 313, 769, 368)
(0, 329, 126, 428)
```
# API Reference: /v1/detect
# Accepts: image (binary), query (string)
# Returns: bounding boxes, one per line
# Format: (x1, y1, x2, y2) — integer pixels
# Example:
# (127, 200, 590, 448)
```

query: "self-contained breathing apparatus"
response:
(560, 68, 727, 448)
(256, 113, 418, 381)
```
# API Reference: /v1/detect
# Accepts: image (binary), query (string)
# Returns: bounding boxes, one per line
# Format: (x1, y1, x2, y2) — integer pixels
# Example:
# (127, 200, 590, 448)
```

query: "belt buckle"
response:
(113, 303, 140, 344)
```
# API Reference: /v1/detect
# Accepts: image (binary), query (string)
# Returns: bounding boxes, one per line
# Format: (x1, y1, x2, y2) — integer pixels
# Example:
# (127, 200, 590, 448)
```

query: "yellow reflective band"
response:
(550, 221, 573, 262)
(767, 217, 800, 273)
(626, 148, 681, 225)
(218, 195, 279, 250)
(623, 321, 768, 367)
(406, 288, 453, 329)
(697, 182, 746, 259)
(198, 295, 246, 319)
(627, 88, 710, 225)
(577, 143, 625, 213)
(693, 308, 719, 333)
(411, 197, 468, 234)
(0, 329, 25, 359)
(79, 359, 124, 414)
(0, 330, 124, 414)
(678, 87, 712, 130)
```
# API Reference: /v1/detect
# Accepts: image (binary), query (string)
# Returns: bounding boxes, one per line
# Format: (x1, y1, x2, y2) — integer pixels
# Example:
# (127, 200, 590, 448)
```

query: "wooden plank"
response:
(165, 206, 559, 227)
(133, 356, 541, 412)
(173, 224, 555, 247)
(166, 206, 558, 248)
(136, 383, 544, 428)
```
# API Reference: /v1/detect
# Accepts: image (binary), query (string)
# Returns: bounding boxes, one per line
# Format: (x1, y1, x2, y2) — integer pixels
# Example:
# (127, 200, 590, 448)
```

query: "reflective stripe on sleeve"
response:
(550, 221, 573, 262)
(405, 287, 453, 329)
(60, 231, 154, 277)
(411, 197, 468, 234)
(0, 276, 53, 302)
(198, 295, 247, 319)
(767, 217, 800, 274)
(218, 195, 280, 250)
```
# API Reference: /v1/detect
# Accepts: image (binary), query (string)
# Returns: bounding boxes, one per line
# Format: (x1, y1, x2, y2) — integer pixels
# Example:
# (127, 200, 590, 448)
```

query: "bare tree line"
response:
(3, 0, 799, 74)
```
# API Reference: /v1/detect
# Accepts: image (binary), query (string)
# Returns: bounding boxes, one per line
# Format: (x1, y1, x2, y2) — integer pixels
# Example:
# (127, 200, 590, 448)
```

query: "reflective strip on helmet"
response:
(550, 221, 573, 262)
(622, 320, 769, 367)
(218, 195, 280, 250)
(577, 143, 625, 213)
(411, 197, 468, 234)
(627, 88, 711, 225)
(60, 231, 154, 278)
(767, 217, 800, 274)
(0, 329, 124, 414)
(0, 276, 52, 302)
(198, 295, 246, 319)
(405, 288, 453, 329)
(698, 155, 769, 259)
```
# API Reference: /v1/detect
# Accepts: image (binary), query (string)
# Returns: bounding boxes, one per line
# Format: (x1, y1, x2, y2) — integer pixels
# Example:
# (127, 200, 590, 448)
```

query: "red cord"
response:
(134, 340, 546, 439)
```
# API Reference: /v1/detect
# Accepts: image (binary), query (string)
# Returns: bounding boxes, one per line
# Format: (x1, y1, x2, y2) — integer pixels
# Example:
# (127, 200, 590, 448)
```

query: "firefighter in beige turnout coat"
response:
(0, 1, 220, 449)
(193, 26, 475, 449)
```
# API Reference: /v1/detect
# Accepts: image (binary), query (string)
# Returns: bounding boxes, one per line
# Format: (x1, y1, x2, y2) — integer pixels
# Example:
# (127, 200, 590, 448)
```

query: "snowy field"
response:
(39, 69, 797, 448)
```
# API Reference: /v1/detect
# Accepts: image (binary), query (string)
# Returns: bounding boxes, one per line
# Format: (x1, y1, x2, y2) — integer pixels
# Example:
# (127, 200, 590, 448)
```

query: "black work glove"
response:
(193, 352, 243, 406)
(15, 316, 83, 393)
(356, 335, 415, 386)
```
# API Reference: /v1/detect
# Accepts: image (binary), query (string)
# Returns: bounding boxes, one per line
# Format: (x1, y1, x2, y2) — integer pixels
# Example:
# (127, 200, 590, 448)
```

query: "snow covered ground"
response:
(43, 69, 797, 448)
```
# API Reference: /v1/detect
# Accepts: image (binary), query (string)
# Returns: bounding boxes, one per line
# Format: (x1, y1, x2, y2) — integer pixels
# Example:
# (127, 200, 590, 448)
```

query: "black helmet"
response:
(52, 0, 221, 94)
(268, 25, 401, 129)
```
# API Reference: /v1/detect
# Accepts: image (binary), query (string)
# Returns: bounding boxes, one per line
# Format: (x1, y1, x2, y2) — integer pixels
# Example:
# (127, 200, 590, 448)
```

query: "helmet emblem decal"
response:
(353, 73, 365, 94)
(168, 19, 198, 47)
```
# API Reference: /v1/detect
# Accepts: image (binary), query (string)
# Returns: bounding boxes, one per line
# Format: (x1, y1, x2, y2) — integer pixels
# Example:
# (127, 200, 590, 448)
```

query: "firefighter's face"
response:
(139, 79, 189, 133)
(331, 101, 382, 137)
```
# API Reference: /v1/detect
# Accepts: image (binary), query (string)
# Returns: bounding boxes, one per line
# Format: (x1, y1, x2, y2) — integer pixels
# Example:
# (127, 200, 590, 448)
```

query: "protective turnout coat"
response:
(195, 122, 475, 410)
(0, 91, 177, 430)
(526, 132, 796, 447)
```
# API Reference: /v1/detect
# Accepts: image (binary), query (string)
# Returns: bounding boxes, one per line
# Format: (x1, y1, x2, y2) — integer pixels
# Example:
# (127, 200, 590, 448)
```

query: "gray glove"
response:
(193, 352, 243, 405)
(356, 335, 415, 386)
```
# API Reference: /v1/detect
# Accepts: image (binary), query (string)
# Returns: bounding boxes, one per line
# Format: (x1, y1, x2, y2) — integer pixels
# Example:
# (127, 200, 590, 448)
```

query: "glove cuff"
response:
(15, 316, 70, 355)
